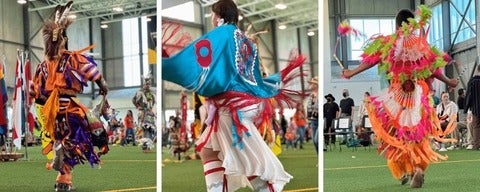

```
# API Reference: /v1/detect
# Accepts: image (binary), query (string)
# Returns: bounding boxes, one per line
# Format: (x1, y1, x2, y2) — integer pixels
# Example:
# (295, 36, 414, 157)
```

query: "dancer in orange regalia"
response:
(30, 1, 109, 191)
(342, 5, 458, 188)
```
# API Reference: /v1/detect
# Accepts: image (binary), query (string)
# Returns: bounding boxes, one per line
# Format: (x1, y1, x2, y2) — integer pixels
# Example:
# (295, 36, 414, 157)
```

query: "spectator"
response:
(293, 104, 307, 149)
(355, 124, 371, 147)
(123, 110, 136, 146)
(117, 126, 126, 146)
(108, 111, 120, 133)
(456, 88, 471, 148)
(108, 124, 120, 145)
(323, 93, 339, 151)
(279, 112, 288, 145)
(339, 89, 355, 144)
(435, 91, 458, 151)
(357, 92, 370, 126)
(306, 76, 319, 153)
(285, 117, 297, 150)
(465, 65, 480, 150)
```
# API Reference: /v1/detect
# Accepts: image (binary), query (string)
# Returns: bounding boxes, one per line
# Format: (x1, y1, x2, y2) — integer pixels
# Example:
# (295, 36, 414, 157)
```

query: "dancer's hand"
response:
(99, 86, 108, 96)
(342, 69, 353, 79)
(96, 78, 109, 96)
(447, 78, 458, 92)
(448, 78, 458, 87)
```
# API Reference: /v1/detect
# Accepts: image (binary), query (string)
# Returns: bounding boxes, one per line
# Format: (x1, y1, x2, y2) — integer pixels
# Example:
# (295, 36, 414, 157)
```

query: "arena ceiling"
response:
(27, 0, 317, 31)
(27, 0, 157, 24)
(166, 0, 318, 31)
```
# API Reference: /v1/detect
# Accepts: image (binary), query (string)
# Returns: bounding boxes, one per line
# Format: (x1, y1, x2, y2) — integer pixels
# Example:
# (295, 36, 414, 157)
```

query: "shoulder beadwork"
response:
(234, 29, 258, 86)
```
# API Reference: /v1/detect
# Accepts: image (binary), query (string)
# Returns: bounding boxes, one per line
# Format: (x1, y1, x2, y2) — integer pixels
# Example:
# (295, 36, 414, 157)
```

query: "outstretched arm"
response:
(95, 77, 108, 96)
(342, 62, 376, 79)
(432, 72, 458, 89)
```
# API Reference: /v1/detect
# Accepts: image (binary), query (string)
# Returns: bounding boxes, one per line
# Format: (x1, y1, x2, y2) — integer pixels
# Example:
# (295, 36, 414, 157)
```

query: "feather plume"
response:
(337, 20, 363, 37)
(54, 5, 61, 23)
(42, 20, 60, 59)
(59, 1, 73, 25)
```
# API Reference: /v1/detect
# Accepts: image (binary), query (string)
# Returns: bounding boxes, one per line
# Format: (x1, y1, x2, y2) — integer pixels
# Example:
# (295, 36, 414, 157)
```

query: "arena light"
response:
(68, 14, 77, 19)
(113, 7, 123, 12)
(278, 24, 287, 30)
(275, 0, 287, 10)
(100, 24, 108, 29)
(17, 0, 27, 4)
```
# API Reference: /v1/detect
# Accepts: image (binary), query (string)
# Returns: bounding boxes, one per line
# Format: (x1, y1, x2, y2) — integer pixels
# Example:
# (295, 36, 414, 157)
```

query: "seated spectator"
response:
(355, 125, 372, 147)
(284, 123, 296, 150)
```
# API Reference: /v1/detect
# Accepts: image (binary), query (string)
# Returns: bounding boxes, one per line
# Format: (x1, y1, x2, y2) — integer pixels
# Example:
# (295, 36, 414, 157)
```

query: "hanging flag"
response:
(24, 57, 35, 136)
(180, 92, 188, 151)
(12, 53, 25, 149)
(24, 57, 32, 108)
(0, 59, 8, 138)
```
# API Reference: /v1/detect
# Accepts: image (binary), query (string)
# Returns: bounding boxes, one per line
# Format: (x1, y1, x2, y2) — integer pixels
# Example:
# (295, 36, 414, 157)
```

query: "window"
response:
(427, 4, 444, 50)
(122, 17, 150, 87)
(450, 0, 476, 44)
(349, 19, 395, 60)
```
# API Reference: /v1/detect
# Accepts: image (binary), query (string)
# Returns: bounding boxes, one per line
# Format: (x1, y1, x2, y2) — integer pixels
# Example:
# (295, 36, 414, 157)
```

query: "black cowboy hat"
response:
(324, 93, 335, 101)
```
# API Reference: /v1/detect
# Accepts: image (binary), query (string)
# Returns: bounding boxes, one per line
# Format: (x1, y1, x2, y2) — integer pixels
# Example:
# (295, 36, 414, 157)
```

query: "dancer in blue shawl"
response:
(162, 0, 307, 191)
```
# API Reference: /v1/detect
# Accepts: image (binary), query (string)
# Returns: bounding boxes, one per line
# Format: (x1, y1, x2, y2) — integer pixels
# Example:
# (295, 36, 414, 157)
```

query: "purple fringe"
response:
(64, 65, 72, 88)
(62, 114, 101, 169)
(85, 55, 97, 66)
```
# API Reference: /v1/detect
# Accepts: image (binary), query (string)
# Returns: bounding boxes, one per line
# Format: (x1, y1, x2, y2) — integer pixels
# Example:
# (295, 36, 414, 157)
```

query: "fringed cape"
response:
(360, 5, 456, 165)
(162, 24, 307, 150)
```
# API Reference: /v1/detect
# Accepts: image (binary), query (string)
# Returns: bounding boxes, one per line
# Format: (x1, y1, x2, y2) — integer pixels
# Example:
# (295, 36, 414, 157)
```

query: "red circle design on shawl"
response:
(195, 39, 212, 68)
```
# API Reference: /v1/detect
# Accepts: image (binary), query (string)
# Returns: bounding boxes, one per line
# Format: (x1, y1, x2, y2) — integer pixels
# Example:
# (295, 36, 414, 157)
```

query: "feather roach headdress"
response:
(143, 71, 153, 85)
(42, 1, 74, 60)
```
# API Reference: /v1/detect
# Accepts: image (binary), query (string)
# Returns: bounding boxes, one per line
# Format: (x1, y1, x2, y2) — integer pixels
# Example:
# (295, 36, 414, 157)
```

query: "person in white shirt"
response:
(357, 92, 371, 126)
(436, 91, 458, 151)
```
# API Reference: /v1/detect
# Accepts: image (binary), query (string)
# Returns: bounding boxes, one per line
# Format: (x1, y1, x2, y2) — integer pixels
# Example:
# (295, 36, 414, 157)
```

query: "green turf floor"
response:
(0, 144, 156, 192)
(324, 146, 480, 192)
(161, 142, 319, 192)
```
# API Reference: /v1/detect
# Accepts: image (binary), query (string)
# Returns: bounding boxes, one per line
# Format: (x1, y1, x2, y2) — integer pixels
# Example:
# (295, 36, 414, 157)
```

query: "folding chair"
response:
(361, 116, 374, 151)
(335, 117, 353, 152)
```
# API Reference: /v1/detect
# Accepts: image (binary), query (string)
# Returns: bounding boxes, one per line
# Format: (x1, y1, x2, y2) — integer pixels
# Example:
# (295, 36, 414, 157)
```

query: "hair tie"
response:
(52, 28, 59, 42)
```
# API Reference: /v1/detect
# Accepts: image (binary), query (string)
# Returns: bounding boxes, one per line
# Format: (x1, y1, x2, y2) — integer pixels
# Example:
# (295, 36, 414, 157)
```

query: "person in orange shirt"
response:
(293, 103, 307, 149)
(285, 117, 297, 150)
(123, 110, 136, 146)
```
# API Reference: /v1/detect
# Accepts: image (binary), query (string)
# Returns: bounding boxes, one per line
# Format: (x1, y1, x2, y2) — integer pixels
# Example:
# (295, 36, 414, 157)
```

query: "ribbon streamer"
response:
(451, 60, 468, 80)
(332, 20, 365, 70)
(332, 37, 345, 69)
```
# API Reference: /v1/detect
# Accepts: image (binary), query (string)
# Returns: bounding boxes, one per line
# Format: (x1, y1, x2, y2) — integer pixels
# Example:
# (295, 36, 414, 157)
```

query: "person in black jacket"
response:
(323, 93, 339, 151)
(279, 112, 288, 145)
(465, 65, 480, 150)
